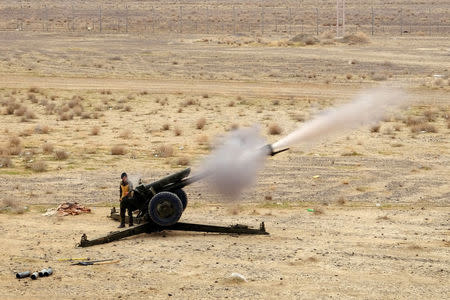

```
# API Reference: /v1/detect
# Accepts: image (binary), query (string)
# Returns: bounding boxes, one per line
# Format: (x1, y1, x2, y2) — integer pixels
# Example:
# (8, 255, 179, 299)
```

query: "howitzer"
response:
(78, 144, 288, 247)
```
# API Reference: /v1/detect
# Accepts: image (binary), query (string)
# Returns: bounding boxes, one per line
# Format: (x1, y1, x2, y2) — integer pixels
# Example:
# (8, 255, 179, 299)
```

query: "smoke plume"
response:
(198, 127, 266, 198)
(272, 87, 407, 151)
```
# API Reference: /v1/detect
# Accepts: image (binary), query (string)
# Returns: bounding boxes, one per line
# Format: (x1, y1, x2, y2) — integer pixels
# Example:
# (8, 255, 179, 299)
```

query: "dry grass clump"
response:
(28, 87, 40, 93)
(404, 116, 425, 127)
(377, 215, 391, 221)
(42, 143, 54, 154)
(90, 126, 100, 136)
(8, 137, 22, 156)
(0, 156, 13, 168)
(291, 113, 305, 122)
(161, 123, 170, 131)
(228, 100, 235, 107)
(119, 129, 132, 139)
(196, 117, 206, 130)
(272, 99, 280, 106)
(370, 124, 381, 133)
(174, 127, 182, 136)
(59, 112, 74, 121)
(268, 123, 282, 135)
(14, 106, 27, 116)
(182, 99, 196, 107)
(423, 109, 437, 122)
(371, 73, 387, 81)
(111, 145, 126, 155)
(176, 157, 190, 166)
(290, 33, 319, 45)
(155, 144, 174, 158)
(34, 125, 50, 134)
(337, 197, 346, 205)
(54, 149, 69, 160)
(312, 207, 324, 215)
(411, 123, 437, 133)
(202, 93, 209, 99)
(81, 112, 91, 119)
(0, 199, 26, 214)
(196, 135, 209, 147)
(230, 123, 239, 131)
(346, 74, 353, 80)
(319, 30, 335, 40)
(123, 105, 132, 112)
(30, 161, 47, 172)
(28, 93, 38, 103)
(342, 31, 370, 44)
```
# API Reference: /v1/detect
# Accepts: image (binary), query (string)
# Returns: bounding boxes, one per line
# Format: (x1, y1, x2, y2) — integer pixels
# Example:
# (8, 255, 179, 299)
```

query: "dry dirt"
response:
(0, 26, 449, 300)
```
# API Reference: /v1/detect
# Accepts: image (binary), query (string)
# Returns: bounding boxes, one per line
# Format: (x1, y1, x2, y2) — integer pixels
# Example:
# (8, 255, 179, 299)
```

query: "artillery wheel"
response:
(174, 189, 188, 211)
(148, 192, 183, 226)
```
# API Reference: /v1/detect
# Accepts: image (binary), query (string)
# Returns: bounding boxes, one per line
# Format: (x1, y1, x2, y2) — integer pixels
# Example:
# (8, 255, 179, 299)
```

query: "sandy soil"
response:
(0, 29, 449, 299)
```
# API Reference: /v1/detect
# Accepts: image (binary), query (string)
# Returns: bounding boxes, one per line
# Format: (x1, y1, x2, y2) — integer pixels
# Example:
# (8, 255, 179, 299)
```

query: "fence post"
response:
(152, 7, 155, 33)
(261, 5, 264, 35)
(342, 0, 345, 36)
(371, 6, 374, 35)
(233, 6, 236, 35)
(400, 8, 403, 35)
(125, 5, 128, 33)
(289, 7, 292, 35)
(336, 0, 339, 37)
(206, 7, 209, 34)
(99, 6, 102, 33)
(316, 8, 319, 36)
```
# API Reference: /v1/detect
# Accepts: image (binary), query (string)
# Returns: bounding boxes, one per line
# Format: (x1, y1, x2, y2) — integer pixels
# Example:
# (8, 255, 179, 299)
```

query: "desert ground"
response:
(0, 1, 449, 299)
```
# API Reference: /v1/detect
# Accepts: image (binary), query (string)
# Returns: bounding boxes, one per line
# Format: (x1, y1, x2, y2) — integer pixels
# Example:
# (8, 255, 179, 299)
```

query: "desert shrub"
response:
(177, 108, 183, 113)
(411, 123, 437, 133)
(268, 123, 282, 135)
(123, 105, 132, 112)
(370, 124, 381, 133)
(28, 87, 40, 93)
(319, 30, 335, 40)
(81, 112, 91, 119)
(272, 99, 280, 106)
(346, 74, 353, 80)
(371, 73, 387, 81)
(174, 127, 182, 136)
(228, 101, 235, 107)
(230, 123, 239, 131)
(0, 157, 13, 168)
(393, 124, 402, 131)
(176, 157, 190, 166)
(291, 113, 305, 122)
(161, 123, 170, 131)
(101, 90, 112, 95)
(196, 135, 209, 147)
(34, 125, 50, 134)
(30, 161, 47, 172)
(28, 93, 38, 103)
(73, 105, 83, 116)
(423, 109, 437, 122)
(312, 207, 324, 215)
(111, 145, 126, 155)
(54, 149, 69, 160)
(14, 106, 27, 116)
(24, 110, 36, 120)
(290, 33, 319, 45)
(196, 118, 206, 130)
(127, 94, 135, 100)
(342, 31, 369, 44)
(90, 126, 100, 136)
(404, 116, 425, 127)
(156, 145, 174, 158)
(9, 136, 21, 147)
(42, 143, 54, 154)
(119, 129, 132, 139)
(59, 112, 74, 121)
(337, 197, 346, 205)
(202, 94, 209, 99)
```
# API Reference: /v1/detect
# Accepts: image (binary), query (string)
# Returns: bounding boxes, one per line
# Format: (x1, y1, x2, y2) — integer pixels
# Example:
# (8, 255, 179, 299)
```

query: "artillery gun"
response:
(78, 144, 288, 247)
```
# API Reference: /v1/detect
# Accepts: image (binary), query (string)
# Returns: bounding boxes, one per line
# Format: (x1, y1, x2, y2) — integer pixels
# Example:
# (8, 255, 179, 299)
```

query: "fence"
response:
(1, 1, 449, 37)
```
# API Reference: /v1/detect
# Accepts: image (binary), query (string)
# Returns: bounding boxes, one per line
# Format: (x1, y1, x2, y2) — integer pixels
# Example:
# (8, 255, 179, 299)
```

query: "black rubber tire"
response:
(174, 189, 188, 211)
(148, 192, 183, 226)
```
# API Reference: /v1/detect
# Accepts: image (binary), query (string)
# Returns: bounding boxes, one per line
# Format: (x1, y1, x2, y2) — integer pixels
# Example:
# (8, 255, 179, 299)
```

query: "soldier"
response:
(119, 172, 134, 228)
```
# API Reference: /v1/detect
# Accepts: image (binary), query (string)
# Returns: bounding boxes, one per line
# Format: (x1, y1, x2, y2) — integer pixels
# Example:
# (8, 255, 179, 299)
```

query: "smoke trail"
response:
(272, 87, 407, 151)
(198, 127, 267, 198)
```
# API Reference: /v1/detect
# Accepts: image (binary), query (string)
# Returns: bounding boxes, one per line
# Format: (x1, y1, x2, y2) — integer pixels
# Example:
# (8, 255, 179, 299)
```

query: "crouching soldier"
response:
(119, 172, 135, 228)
